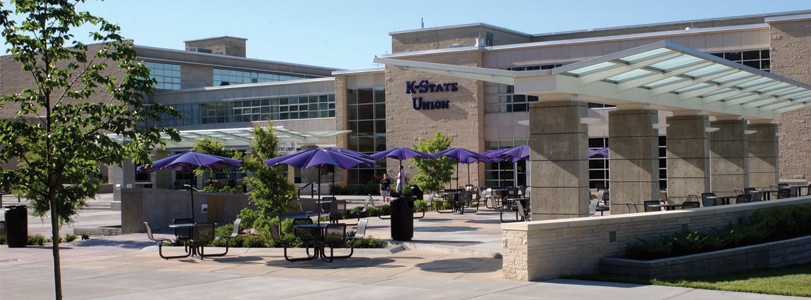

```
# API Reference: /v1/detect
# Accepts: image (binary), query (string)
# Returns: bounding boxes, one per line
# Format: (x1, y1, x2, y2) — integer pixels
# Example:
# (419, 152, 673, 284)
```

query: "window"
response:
(588, 138, 610, 189)
(143, 61, 181, 90)
(484, 64, 564, 113)
(485, 32, 494, 47)
(484, 140, 528, 187)
(213, 69, 308, 86)
(710, 49, 770, 72)
(347, 87, 386, 184)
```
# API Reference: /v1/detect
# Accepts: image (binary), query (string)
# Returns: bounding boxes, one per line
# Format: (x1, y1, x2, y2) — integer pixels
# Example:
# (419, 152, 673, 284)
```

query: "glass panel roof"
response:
(648, 55, 703, 71)
(713, 71, 754, 84)
(618, 48, 672, 63)
(756, 82, 792, 93)
(566, 62, 617, 76)
(642, 76, 686, 89)
(724, 92, 756, 102)
(735, 77, 775, 89)
(605, 69, 654, 83)
(774, 87, 806, 97)
(683, 64, 730, 78)
(701, 87, 736, 98)
(674, 82, 712, 94)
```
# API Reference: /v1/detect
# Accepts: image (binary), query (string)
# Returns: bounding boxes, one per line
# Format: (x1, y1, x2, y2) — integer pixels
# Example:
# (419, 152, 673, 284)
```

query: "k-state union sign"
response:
(405, 80, 457, 110)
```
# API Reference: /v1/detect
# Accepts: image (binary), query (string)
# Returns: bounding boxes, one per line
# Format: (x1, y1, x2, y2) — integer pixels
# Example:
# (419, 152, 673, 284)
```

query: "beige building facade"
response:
(3, 11, 811, 206)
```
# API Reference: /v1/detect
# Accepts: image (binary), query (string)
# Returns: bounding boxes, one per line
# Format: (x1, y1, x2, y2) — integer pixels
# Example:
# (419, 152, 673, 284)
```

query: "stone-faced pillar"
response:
(709, 118, 749, 195)
(665, 114, 710, 203)
(111, 158, 135, 202)
(608, 108, 659, 214)
(152, 149, 172, 189)
(747, 121, 779, 189)
(529, 95, 590, 220)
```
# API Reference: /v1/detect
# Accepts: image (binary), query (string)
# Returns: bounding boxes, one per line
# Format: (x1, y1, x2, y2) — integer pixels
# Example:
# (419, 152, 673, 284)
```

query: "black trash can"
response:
(390, 196, 414, 241)
(4, 205, 28, 248)
(410, 185, 424, 200)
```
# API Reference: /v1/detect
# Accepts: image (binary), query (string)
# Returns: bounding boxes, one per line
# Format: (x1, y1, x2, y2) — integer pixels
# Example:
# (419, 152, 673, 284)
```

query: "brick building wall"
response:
(384, 51, 485, 185)
(770, 19, 811, 181)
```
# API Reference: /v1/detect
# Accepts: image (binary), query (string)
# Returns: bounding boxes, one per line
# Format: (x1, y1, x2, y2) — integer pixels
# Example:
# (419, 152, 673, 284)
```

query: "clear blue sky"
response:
(3, 0, 811, 70)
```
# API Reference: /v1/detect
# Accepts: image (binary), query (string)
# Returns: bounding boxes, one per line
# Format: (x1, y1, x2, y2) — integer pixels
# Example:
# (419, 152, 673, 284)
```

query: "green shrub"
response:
(27, 234, 47, 246)
(81, 233, 90, 240)
(64, 233, 77, 242)
(626, 203, 811, 260)
(348, 235, 386, 248)
(219, 185, 244, 194)
(0, 234, 6, 245)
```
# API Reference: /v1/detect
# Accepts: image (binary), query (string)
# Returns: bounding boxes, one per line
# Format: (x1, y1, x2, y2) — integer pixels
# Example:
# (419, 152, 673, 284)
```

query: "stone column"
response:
(709, 118, 748, 195)
(747, 121, 779, 189)
(529, 95, 590, 220)
(111, 158, 135, 202)
(665, 114, 711, 203)
(608, 108, 659, 214)
(151, 149, 172, 189)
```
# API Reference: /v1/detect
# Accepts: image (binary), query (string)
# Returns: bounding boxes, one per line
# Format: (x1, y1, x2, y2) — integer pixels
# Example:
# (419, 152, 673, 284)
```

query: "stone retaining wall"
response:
(121, 188, 251, 233)
(501, 196, 811, 281)
(599, 235, 811, 278)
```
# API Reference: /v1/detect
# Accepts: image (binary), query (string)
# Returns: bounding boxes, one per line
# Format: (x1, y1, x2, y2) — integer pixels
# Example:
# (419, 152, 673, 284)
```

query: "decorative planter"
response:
(599, 235, 811, 279)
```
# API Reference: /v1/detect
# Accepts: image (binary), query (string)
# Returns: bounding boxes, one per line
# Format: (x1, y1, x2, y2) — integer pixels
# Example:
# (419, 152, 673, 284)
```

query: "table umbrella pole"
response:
(317, 166, 321, 225)
(190, 187, 195, 222)
(456, 161, 460, 189)
(467, 163, 471, 187)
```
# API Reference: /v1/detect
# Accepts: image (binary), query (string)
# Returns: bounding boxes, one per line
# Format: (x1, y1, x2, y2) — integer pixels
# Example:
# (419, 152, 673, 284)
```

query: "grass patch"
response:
(570, 263, 811, 297)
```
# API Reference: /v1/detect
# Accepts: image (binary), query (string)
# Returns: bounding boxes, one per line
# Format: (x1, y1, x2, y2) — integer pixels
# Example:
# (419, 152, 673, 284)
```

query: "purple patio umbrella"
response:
(322, 147, 373, 196)
(371, 147, 433, 193)
(491, 145, 530, 163)
(266, 148, 374, 224)
(433, 148, 486, 188)
(484, 145, 530, 187)
(588, 147, 609, 158)
(138, 152, 243, 222)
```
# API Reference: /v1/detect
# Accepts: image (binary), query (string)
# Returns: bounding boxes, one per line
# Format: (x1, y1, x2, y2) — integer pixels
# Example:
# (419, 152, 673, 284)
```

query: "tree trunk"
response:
(50, 195, 62, 299)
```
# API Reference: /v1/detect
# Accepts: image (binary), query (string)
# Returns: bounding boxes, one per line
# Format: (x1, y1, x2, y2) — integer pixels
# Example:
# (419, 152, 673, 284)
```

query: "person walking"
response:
(395, 166, 408, 194)
(379, 173, 392, 203)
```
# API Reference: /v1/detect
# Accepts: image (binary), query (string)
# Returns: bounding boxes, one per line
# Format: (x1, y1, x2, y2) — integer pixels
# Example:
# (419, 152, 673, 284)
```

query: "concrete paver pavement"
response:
(1, 194, 806, 299)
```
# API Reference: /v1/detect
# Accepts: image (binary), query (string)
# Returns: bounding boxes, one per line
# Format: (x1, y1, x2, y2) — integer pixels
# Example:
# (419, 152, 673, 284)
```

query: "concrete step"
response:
(80, 203, 112, 211)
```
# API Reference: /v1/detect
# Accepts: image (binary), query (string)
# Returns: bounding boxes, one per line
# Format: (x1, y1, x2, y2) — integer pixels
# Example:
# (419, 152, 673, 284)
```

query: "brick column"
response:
(529, 95, 590, 220)
(710, 118, 749, 195)
(665, 114, 710, 203)
(747, 121, 779, 189)
(608, 108, 659, 214)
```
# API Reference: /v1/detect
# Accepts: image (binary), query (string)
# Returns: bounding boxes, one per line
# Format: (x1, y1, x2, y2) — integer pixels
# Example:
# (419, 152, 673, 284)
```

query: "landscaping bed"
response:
(600, 235, 811, 278)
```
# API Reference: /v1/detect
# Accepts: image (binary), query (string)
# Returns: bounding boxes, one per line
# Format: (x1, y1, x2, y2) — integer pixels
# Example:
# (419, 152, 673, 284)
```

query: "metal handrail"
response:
(298, 181, 316, 198)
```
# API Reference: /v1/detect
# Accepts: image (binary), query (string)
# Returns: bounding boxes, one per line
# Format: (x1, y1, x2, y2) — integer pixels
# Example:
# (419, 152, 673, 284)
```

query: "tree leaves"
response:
(0, 0, 179, 223)
(412, 132, 455, 193)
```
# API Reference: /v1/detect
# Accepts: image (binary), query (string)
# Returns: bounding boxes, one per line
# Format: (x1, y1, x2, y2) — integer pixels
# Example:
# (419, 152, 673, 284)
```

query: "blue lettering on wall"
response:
(405, 80, 458, 94)
(406, 80, 457, 110)
(412, 97, 450, 110)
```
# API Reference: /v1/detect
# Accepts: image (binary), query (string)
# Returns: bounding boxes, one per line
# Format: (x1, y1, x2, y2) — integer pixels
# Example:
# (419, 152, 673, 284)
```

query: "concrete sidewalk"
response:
(1, 194, 804, 299)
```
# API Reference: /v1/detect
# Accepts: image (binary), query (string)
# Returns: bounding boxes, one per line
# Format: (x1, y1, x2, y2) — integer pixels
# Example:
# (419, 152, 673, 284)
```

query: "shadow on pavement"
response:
(415, 257, 501, 273)
(265, 257, 395, 269)
(76, 239, 153, 249)
(212, 256, 265, 263)
(414, 226, 478, 232)
(547, 278, 647, 288)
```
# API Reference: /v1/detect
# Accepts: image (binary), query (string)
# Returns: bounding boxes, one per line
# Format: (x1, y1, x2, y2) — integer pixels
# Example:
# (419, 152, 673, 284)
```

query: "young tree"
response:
(238, 122, 297, 231)
(191, 137, 234, 179)
(0, 1, 178, 298)
(412, 132, 456, 193)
